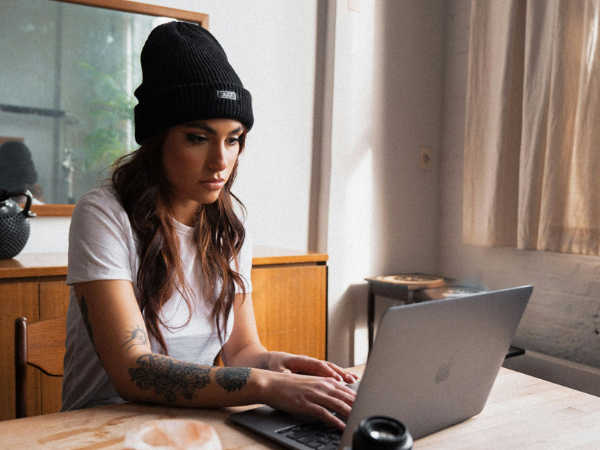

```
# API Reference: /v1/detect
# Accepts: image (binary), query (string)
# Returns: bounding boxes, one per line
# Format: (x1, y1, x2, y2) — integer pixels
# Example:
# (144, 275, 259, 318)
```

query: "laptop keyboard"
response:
(276, 420, 342, 450)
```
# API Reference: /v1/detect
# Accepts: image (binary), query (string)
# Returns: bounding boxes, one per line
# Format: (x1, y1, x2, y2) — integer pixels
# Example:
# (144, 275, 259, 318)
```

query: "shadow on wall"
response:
(307, 0, 328, 252)
(377, 0, 443, 273)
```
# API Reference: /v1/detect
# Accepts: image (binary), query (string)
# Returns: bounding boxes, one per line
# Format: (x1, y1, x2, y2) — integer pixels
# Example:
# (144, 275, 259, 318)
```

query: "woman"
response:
(62, 21, 357, 429)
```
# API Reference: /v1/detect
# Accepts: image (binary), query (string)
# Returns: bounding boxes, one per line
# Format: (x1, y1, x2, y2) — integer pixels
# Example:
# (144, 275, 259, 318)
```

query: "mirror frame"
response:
(28, 0, 209, 216)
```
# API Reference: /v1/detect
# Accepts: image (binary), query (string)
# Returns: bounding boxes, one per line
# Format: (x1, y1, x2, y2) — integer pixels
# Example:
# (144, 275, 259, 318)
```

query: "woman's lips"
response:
(199, 178, 225, 190)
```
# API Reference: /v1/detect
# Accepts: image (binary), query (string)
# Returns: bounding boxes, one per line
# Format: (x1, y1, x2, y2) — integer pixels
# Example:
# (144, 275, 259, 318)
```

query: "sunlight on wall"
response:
(344, 147, 374, 280)
(326, 0, 383, 367)
(345, 147, 374, 366)
(354, 327, 369, 365)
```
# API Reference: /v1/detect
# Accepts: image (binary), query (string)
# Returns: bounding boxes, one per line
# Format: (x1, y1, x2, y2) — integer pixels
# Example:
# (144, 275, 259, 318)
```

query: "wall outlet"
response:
(419, 146, 431, 171)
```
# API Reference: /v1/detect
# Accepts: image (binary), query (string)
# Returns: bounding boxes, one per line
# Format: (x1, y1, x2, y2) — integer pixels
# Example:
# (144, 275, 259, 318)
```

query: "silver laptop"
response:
(230, 285, 532, 449)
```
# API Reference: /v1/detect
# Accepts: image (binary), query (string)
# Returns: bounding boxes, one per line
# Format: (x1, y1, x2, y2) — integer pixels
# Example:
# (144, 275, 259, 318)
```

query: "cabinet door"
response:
(0, 282, 40, 421)
(39, 281, 70, 416)
(251, 265, 327, 360)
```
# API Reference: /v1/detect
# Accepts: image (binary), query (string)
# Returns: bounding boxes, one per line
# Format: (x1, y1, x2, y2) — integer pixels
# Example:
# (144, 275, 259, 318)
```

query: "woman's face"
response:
(161, 118, 244, 225)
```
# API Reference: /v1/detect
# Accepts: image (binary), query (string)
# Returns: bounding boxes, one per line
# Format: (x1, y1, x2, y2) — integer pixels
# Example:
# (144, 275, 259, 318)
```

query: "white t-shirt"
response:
(61, 187, 253, 411)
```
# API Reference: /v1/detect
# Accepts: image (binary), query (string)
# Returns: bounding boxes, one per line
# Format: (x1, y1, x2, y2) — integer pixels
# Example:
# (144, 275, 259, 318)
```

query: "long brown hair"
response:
(110, 130, 248, 354)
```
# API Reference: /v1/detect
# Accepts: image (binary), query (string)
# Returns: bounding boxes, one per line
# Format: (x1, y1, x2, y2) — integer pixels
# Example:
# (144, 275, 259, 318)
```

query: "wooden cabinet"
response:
(0, 253, 70, 421)
(251, 247, 327, 360)
(0, 248, 327, 421)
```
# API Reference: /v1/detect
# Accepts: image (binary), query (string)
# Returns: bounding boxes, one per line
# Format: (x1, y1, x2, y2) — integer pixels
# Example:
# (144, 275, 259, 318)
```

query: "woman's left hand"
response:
(265, 352, 359, 384)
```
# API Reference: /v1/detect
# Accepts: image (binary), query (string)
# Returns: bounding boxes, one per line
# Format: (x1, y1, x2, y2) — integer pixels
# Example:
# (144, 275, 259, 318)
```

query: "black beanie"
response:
(134, 21, 253, 144)
(0, 141, 38, 192)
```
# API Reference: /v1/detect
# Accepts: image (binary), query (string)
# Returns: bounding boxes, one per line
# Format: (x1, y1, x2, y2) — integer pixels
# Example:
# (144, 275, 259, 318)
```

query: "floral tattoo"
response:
(129, 354, 211, 402)
(216, 367, 252, 393)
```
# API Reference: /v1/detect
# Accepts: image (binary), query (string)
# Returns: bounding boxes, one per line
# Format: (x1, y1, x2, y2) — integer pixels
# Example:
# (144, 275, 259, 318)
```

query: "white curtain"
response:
(464, 0, 600, 255)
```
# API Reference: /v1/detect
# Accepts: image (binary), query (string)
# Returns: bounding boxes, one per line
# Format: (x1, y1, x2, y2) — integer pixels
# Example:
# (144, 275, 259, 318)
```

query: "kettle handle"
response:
(9, 190, 36, 218)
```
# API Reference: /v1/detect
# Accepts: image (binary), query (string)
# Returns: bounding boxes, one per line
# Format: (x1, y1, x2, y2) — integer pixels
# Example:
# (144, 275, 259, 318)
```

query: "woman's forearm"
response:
(221, 339, 271, 369)
(112, 350, 355, 430)
(117, 352, 269, 407)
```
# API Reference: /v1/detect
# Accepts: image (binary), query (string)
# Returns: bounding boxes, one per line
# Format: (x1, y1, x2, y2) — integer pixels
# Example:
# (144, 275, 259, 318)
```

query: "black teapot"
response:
(0, 189, 36, 259)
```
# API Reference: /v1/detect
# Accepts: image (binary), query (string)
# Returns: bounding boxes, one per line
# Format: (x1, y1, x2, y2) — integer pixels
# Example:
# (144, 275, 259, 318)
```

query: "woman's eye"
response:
(226, 137, 241, 146)
(186, 134, 208, 143)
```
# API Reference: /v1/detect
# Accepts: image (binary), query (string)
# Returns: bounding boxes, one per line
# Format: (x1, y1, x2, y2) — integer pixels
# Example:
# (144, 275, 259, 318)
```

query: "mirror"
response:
(0, 0, 208, 216)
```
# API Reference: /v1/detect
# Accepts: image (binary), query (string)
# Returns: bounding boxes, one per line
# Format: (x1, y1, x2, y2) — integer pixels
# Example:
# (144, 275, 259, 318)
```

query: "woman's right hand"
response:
(261, 371, 357, 429)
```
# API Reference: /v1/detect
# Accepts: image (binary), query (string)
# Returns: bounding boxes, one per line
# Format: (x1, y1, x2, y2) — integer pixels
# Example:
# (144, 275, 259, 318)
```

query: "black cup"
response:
(352, 416, 413, 450)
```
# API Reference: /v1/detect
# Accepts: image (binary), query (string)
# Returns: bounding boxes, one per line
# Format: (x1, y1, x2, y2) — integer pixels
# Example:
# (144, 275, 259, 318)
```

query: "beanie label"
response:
(216, 90, 237, 100)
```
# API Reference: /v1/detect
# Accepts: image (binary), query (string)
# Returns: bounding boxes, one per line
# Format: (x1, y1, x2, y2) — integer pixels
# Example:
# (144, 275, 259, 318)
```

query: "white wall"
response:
(24, 217, 70, 253)
(439, 0, 600, 370)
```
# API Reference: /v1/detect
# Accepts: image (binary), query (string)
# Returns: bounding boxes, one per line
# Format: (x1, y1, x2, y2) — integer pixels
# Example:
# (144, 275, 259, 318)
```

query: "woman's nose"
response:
(207, 142, 229, 172)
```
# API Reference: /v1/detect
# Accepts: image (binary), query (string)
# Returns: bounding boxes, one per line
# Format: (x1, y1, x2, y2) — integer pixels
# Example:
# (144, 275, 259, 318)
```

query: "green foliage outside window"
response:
(79, 61, 136, 172)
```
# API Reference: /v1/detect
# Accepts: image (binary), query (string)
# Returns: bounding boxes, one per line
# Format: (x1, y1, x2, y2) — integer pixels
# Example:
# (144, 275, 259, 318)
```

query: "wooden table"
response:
(1, 367, 600, 449)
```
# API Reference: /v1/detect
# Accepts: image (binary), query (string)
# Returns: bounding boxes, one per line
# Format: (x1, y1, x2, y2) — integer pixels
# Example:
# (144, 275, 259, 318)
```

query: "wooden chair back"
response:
(15, 316, 66, 419)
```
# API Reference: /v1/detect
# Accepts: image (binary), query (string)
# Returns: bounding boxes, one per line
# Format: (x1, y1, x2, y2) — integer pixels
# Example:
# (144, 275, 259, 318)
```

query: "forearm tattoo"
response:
(129, 354, 253, 402)
(216, 367, 252, 392)
(129, 354, 211, 402)
(80, 294, 94, 345)
(122, 325, 149, 350)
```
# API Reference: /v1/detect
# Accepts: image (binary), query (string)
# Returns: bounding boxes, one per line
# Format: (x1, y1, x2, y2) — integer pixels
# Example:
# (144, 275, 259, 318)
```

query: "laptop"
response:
(230, 285, 533, 449)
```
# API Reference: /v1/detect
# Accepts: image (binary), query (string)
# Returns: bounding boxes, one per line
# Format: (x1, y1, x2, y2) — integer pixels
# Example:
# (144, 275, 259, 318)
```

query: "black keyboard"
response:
(276, 420, 343, 450)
